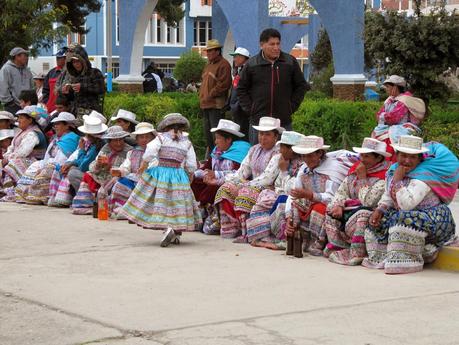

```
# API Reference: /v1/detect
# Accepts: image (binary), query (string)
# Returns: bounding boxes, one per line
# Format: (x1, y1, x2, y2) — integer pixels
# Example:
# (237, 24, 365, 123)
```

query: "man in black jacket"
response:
(237, 28, 309, 144)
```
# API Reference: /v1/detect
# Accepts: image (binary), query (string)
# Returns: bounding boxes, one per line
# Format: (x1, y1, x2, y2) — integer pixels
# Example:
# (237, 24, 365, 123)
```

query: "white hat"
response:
(83, 110, 107, 124)
(0, 129, 15, 141)
(110, 109, 138, 124)
(51, 112, 77, 126)
(131, 122, 156, 136)
(279, 131, 305, 146)
(391, 135, 429, 154)
(292, 135, 330, 155)
(210, 119, 244, 137)
(102, 125, 130, 140)
(353, 137, 391, 158)
(78, 117, 108, 135)
(383, 75, 406, 87)
(252, 117, 285, 134)
(0, 111, 15, 123)
(230, 47, 250, 58)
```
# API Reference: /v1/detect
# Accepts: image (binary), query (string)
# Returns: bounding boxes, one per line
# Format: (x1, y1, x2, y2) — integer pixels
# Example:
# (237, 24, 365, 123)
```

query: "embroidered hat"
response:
(230, 47, 250, 58)
(78, 117, 108, 135)
(0, 111, 15, 123)
(383, 75, 406, 87)
(278, 131, 305, 146)
(0, 129, 15, 141)
(353, 137, 391, 158)
(102, 125, 130, 140)
(205, 39, 223, 51)
(110, 109, 138, 125)
(131, 122, 156, 136)
(391, 135, 429, 154)
(292, 135, 330, 155)
(16, 106, 47, 121)
(157, 113, 190, 132)
(252, 117, 285, 134)
(83, 110, 107, 124)
(210, 119, 244, 137)
(51, 112, 77, 126)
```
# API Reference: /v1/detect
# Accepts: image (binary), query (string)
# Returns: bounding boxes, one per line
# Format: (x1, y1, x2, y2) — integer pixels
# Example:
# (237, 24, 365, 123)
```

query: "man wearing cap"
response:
(42, 47, 68, 113)
(199, 39, 232, 155)
(33, 73, 45, 104)
(0, 47, 34, 114)
(237, 28, 309, 144)
(228, 47, 251, 139)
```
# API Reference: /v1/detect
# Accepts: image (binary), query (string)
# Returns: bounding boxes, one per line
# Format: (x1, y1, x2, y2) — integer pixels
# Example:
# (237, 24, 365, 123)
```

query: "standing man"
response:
(0, 47, 34, 114)
(238, 28, 309, 144)
(42, 47, 68, 113)
(228, 47, 250, 139)
(199, 39, 232, 155)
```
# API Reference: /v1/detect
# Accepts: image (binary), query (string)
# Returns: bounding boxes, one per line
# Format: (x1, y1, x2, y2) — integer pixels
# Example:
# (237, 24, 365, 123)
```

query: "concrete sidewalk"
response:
(1, 202, 458, 345)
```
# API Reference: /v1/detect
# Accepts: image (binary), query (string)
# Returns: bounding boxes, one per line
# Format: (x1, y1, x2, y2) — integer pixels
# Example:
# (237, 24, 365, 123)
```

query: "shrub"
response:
(173, 50, 207, 85)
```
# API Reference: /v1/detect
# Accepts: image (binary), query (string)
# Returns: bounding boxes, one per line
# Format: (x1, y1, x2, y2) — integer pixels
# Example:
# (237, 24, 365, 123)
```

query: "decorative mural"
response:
(268, 0, 314, 16)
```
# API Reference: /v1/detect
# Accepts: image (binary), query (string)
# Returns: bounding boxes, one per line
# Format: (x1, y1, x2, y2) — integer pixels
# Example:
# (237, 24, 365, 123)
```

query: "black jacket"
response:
(237, 51, 309, 126)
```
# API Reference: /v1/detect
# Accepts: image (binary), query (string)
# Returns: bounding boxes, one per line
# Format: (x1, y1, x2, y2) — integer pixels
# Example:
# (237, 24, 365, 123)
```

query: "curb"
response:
(430, 246, 459, 272)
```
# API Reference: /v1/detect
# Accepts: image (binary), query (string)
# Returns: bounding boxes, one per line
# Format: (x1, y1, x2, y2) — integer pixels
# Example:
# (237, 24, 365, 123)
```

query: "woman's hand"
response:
(60, 163, 71, 176)
(355, 162, 367, 180)
(78, 138, 86, 150)
(369, 209, 383, 228)
(290, 188, 313, 200)
(137, 161, 148, 175)
(285, 217, 295, 237)
(329, 205, 344, 219)
(393, 165, 409, 183)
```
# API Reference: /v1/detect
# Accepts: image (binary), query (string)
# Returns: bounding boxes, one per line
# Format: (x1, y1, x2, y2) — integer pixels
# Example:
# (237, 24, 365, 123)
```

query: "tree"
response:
(157, 0, 185, 26)
(173, 51, 207, 85)
(365, 5, 459, 102)
(309, 29, 332, 74)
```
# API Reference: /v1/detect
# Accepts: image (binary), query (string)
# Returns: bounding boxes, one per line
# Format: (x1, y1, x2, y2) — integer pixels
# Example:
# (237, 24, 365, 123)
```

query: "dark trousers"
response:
(231, 107, 250, 141)
(202, 108, 225, 150)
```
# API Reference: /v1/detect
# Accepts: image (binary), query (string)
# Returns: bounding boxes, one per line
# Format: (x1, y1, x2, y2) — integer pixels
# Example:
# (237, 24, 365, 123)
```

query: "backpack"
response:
(143, 72, 158, 93)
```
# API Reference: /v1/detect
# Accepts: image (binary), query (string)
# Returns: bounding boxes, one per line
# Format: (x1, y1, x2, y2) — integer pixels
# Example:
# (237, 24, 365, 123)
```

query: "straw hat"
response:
(0, 111, 15, 123)
(278, 131, 305, 146)
(102, 125, 130, 140)
(110, 109, 138, 125)
(252, 117, 285, 134)
(83, 110, 107, 124)
(205, 39, 223, 51)
(210, 119, 244, 137)
(353, 137, 391, 158)
(391, 135, 429, 154)
(131, 122, 156, 136)
(78, 117, 108, 135)
(0, 129, 15, 141)
(51, 112, 77, 126)
(292, 135, 330, 155)
(157, 113, 190, 132)
(383, 75, 406, 87)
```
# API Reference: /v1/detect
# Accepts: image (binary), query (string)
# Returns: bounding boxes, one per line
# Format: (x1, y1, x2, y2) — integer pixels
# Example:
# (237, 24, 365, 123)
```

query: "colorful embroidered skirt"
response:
(246, 189, 278, 243)
(48, 170, 74, 207)
(1, 157, 36, 201)
(119, 166, 200, 232)
(110, 177, 136, 214)
(295, 200, 327, 241)
(15, 163, 55, 204)
(363, 204, 456, 274)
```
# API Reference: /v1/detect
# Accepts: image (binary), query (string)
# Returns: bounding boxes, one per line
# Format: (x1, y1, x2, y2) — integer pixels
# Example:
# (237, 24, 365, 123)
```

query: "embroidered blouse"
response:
(4, 131, 39, 159)
(89, 143, 132, 184)
(376, 91, 420, 126)
(119, 147, 145, 180)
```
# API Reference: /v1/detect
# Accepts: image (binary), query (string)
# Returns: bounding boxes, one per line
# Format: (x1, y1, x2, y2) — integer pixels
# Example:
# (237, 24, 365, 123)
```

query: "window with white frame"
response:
(67, 26, 86, 46)
(193, 19, 212, 46)
(145, 12, 185, 45)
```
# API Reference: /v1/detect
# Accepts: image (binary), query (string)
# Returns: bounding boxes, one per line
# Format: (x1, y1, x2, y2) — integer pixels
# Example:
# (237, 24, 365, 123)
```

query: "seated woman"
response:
(15, 112, 80, 204)
(119, 113, 201, 247)
(71, 125, 132, 215)
(110, 109, 138, 146)
(215, 117, 282, 240)
(363, 135, 458, 274)
(285, 136, 351, 256)
(0, 130, 15, 161)
(322, 138, 391, 265)
(110, 122, 156, 216)
(246, 131, 305, 246)
(48, 116, 107, 207)
(0, 106, 47, 200)
(371, 75, 425, 158)
(191, 119, 250, 234)
(0, 111, 15, 130)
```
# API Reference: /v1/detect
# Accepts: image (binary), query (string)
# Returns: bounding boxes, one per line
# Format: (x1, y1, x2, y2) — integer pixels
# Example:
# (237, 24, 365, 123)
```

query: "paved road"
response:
(1, 202, 458, 345)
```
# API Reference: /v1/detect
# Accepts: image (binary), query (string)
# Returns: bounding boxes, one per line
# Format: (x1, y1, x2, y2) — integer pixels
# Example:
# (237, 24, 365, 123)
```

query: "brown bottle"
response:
(293, 228, 304, 258)
(92, 201, 98, 219)
(286, 217, 294, 255)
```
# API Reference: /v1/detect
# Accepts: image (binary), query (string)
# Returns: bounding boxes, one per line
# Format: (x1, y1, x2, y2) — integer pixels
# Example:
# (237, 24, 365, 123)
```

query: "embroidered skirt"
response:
(15, 163, 55, 204)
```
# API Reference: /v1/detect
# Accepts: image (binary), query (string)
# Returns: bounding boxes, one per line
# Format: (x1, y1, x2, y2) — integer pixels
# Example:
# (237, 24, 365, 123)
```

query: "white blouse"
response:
(379, 179, 433, 211)
(4, 131, 39, 160)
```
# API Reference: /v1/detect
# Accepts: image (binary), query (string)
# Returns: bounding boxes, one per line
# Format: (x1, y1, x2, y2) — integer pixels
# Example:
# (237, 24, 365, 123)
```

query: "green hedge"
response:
(104, 92, 459, 158)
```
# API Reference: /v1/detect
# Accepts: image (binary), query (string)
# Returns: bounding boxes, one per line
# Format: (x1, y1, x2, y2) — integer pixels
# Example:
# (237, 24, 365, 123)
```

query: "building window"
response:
(146, 12, 185, 45)
(67, 26, 86, 46)
(201, 0, 212, 5)
(193, 19, 212, 46)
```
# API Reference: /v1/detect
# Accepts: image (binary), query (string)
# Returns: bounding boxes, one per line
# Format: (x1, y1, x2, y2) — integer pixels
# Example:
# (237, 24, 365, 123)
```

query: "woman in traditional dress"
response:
(110, 109, 138, 146)
(191, 119, 250, 234)
(110, 122, 156, 217)
(15, 112, 79, 204)
(371, 75, 425, 159)
(0, 111, 15, 130)
(0, 106, 48, 200)
(322, 138, 391, 265)
(363, 135, 458, 274)
(245, 131, 304, 247)
(71, 126, 132, 214)
(119, 113, 201, 247)
(285, 136, 352, 256)
(47, 116, 106, 207)
(214, 117, 282, 241)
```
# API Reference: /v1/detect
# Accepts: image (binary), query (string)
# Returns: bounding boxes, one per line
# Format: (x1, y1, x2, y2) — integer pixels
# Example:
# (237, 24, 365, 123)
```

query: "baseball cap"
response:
(229, 47, 250, 58)
(9, 47, 29, 57)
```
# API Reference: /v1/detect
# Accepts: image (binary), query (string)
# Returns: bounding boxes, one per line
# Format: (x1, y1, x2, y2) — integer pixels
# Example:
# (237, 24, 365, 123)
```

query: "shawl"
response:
(348, 160, 390, 180)
(211, 140, 251, 164)
(56, 131, 80, 157)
